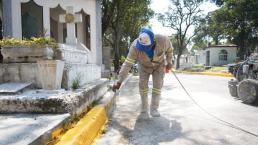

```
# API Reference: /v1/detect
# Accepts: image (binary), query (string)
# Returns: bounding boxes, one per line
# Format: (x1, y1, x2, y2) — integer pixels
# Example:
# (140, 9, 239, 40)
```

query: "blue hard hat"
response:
(136, 28, 155, 52)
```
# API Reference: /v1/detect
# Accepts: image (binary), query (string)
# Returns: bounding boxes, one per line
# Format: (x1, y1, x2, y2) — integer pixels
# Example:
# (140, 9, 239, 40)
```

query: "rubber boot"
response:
(138, 95, 149, 120)
(150, 108, 160, 117)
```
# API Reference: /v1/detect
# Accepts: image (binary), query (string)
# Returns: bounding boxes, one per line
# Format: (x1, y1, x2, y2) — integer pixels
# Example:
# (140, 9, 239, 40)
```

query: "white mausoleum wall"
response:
(207, 47, 237, 66)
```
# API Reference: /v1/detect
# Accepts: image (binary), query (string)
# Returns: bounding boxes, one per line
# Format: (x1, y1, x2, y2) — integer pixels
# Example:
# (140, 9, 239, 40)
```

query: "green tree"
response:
(191, 36, 208, 50)
(193, 0, 258, 59)
(101, 0, 116, 35)
(191, 18, 209, 50)
(102, 0, 153, 71)
(158, 0, 204, 69)
(208, 0, 258, 59)
(210, 0, 224, 6)
(192, 13, 226, 50)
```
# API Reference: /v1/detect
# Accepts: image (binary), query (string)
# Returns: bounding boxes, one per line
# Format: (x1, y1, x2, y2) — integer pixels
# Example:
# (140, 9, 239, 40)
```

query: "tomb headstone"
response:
(59, 6, 82, 45)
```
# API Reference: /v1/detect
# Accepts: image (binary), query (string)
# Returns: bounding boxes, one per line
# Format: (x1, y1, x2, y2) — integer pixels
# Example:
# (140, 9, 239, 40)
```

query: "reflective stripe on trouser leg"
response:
(152, 88, 161, 95)
(139, 66, 150, 112)
(151, 65, 164, 110)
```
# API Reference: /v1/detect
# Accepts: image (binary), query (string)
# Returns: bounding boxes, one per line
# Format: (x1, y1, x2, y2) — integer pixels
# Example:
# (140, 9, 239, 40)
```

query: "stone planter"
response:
(1, 46, 54, 63)
(37, 60, 64, 90)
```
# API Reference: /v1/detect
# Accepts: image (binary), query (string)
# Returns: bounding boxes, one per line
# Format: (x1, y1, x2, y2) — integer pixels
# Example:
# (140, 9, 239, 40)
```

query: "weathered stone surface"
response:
(0, 82, 32, 94)
(37, 60, 65, 90)
(0, 79, 109, 114)
(101, 69, 111, 78)
(0, 63, 101, 89)
(0, 113, 70, 145)
(56, 44, 90, 64)
(1, 46, 54, 63)
(0, 63, 41, 88)
(62, 64, 101, 89)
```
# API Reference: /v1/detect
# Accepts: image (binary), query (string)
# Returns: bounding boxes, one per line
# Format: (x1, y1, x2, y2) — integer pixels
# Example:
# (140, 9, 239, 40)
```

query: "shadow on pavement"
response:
(130, 116, 182, 145)
(110, 115, 182, 145)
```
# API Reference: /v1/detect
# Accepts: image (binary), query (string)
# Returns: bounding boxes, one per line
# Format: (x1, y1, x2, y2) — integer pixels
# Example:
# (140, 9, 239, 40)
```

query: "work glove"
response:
(112, 82, 121, 92)
(165, 65, 172, 73)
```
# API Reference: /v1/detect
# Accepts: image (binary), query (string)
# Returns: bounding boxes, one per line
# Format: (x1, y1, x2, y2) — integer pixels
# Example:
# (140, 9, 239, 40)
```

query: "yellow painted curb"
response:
(201, 72, 233, 77)
(55, 106, 107, 145)
(177, 71, 233, 77)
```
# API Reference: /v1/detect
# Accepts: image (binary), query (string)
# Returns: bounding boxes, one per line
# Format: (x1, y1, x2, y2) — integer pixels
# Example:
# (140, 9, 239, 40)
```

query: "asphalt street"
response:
(96, 74, 258, 145)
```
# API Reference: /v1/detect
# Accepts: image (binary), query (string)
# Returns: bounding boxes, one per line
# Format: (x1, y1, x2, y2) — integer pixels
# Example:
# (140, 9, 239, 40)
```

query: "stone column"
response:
(103, 46, 111, 70)
(58, 23, 63, 43)
(2, 0, 12, 37)
(43, 6, 50, 37)
(11, 0, 22, 38)
(3, 0, 22, 38)
(66, 22, 77, 44)
(95, 0, 102, 66)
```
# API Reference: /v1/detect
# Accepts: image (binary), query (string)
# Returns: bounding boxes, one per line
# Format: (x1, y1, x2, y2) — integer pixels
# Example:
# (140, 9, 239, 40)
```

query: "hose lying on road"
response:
(171, 70, 258, 138)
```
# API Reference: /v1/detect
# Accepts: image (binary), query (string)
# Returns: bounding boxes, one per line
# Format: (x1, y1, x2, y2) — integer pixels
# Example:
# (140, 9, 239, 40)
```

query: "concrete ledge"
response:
(176, 71, 233, 77)
(0, 79, 109, 114)
(0, 63, 101, 89)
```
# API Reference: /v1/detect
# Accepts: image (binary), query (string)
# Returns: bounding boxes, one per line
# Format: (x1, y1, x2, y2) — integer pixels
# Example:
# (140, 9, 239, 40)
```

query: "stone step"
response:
(0, 82, 32, 94)
(0, 75, 132, 145)
(0, 79, 110, 114)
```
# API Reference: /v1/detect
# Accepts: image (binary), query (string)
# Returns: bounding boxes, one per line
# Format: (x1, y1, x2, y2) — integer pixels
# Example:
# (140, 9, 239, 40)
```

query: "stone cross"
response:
(59, 6, 82, 45)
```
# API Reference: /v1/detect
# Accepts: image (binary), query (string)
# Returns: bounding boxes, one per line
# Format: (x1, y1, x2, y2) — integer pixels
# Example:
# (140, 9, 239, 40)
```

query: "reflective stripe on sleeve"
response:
(125, 57, 135, 65)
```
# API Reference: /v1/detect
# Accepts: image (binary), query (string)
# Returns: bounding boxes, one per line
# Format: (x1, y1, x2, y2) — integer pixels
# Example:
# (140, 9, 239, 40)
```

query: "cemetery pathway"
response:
(96, 74, 258, 145)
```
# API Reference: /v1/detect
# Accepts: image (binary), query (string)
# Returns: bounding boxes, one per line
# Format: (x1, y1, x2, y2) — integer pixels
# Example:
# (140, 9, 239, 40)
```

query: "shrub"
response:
(0, 37, 58, 49)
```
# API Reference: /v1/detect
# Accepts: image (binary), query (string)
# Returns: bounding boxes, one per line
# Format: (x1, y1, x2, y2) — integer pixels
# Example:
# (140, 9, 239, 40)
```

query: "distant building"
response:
(196, 44, 237, 66)
(177, 53, 196, 69)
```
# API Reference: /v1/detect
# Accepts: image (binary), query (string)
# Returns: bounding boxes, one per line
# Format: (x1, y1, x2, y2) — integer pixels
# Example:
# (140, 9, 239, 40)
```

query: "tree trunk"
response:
(114, 52, 120, 72)
(113, 21, 122, 72)
(214, 37, 219, 45)
(176, 54, 181, 69)
(113, 35, 120, 72)
(238, 34, 246, 60)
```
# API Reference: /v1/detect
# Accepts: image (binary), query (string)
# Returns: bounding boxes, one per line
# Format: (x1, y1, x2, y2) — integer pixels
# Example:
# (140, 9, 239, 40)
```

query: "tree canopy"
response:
(101, 0, 154, 70)
(194, 0, 258, 59)
(158, 0, 204, 69)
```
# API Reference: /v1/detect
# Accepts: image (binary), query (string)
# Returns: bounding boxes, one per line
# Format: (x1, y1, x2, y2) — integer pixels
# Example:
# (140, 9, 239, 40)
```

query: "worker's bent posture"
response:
(113, 28, 173, 119)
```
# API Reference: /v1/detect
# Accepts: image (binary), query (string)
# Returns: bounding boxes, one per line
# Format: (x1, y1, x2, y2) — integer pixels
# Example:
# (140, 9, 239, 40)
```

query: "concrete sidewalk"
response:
(96, 75, 258, 145)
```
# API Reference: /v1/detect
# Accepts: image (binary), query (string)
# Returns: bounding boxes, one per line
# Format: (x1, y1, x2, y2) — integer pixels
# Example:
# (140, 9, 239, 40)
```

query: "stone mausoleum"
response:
(0, 0, 103, 89)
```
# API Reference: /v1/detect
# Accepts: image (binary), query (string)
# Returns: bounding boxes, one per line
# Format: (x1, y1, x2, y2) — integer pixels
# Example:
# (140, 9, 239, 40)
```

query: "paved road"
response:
(96, 74, 258, 145)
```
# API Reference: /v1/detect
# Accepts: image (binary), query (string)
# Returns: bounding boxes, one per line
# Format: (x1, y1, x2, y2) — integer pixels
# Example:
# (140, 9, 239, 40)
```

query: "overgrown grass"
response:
(180, 65, 228, 73)
(72, 74, 82, 90)
(210, 66, 227, 71)
(183, 64, 205, 72)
